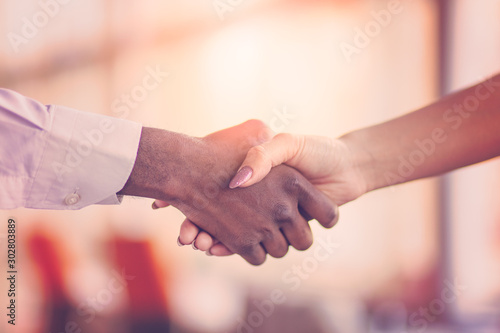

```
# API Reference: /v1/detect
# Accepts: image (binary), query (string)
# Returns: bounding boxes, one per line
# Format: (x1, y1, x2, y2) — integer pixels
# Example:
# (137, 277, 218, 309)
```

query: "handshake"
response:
(117, 73, 500, 264)
(119, 120, 368, 265)
(117, 74, 500, 265)
(2, 74, 497, 259)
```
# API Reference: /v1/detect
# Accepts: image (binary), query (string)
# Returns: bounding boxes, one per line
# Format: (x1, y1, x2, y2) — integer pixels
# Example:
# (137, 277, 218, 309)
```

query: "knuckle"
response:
(283, 173, 302, 194)
(246, 119, 273, 143)
(236, 244, 254, 257)
(272, 202, 294, 224)
(259, 226, 275, 241)
(245, 119, 267, 130)
(234, 236, 258, 256)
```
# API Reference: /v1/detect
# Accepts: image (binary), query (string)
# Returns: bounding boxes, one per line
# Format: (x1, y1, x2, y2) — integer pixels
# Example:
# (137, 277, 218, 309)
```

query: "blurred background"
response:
(0, 0, 500, 332)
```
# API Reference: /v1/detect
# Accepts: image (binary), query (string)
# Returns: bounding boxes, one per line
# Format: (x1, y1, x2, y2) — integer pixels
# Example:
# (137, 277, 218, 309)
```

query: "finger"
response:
(298, 206, 312, 221)
(193, 231, 215, 252)
(280, 216, 313, 251)
(208, 243, 235, 256)
(296, 178, 339, 229)
(261, 233, 289, 258)
(229, 133, 303, 189)
(152, 200, 170, 210)
(239, 244, 267, 266)
(179, 219, 202, 246)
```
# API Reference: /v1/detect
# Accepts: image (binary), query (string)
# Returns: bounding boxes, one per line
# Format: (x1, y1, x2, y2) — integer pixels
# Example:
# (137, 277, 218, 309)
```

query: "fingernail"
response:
(229, 166, 253, 189)
(152, 202, 159, 210)
(192, 242, 198, 250)
(177, 237, 184, 247)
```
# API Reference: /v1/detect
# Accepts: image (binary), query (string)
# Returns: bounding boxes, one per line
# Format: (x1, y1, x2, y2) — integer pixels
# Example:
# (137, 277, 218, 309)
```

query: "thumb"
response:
(229, 133, 302, 188)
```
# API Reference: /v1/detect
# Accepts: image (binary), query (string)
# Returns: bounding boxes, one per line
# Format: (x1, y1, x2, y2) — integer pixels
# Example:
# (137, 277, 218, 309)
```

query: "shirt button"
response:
(64, 193, 80, 206)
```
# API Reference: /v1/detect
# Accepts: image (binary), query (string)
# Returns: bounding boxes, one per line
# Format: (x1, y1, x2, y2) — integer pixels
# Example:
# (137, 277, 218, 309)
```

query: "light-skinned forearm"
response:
(341, 74, 500, 192)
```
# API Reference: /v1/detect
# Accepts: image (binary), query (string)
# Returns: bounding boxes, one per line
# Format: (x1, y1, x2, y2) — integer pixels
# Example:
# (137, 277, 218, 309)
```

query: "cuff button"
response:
(64, 193, 80, 206)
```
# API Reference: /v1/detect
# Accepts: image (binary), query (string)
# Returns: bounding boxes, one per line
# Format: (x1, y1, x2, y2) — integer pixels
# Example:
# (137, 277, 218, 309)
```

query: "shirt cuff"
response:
(26, 105, 142, 210)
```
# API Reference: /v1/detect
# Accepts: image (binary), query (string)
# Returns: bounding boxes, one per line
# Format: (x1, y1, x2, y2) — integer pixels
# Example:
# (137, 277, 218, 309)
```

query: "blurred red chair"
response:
(112, 238, 171, 333)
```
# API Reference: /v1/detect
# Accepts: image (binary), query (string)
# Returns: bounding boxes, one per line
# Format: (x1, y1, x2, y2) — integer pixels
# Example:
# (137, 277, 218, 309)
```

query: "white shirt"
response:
(0, 88, 142, 210)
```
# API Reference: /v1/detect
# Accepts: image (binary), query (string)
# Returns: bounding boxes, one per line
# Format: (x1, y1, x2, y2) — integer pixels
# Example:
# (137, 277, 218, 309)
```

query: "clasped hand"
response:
(152, 120, 339, 265)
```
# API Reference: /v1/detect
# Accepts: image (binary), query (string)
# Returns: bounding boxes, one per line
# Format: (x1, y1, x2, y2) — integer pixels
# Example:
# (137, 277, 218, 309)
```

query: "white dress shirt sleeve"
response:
(0, 88, 142, 210)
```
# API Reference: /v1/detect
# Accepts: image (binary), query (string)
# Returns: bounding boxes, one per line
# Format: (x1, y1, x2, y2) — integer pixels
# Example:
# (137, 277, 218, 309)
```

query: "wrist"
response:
(338, 130, 379, 195)
(118, 127, 207, 204)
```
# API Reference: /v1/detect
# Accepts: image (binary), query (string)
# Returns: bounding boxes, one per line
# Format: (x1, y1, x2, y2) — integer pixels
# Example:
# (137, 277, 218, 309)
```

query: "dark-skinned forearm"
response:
(117, 127, 204, 204)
